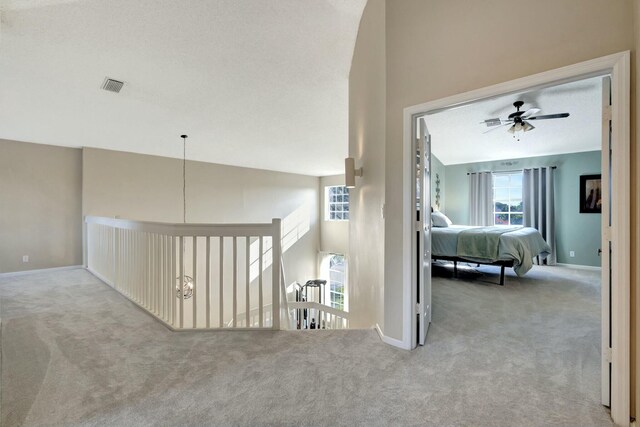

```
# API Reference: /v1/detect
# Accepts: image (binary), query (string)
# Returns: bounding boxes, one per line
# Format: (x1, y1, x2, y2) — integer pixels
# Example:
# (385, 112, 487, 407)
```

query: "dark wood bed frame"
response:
(431, 255, 515, 286)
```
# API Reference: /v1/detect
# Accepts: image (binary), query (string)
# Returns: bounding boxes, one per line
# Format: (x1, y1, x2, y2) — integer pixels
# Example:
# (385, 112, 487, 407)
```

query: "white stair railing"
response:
(226, 304, 273, 328)
(283, 276, 350, 330)
(286, 301, 350, 330)
(85, 216, 282, 330)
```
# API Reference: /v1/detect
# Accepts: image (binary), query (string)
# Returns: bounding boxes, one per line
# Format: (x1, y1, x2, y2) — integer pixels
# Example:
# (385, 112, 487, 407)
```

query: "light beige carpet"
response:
(1, 266, 611, 426)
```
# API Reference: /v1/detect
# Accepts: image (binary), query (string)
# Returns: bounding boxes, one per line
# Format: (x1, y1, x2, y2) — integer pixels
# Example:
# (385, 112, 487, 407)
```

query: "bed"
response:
(431, 225, 551, 285)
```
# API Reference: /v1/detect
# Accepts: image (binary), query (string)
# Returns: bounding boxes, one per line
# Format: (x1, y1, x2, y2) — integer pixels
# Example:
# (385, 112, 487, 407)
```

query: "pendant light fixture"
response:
(181, 134, 188, 224)
(177, 134, 193, 300)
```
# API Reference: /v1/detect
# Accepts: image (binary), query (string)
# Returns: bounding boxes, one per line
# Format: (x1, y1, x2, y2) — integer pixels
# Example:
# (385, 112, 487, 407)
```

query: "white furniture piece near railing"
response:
(85, 216, 282, 330)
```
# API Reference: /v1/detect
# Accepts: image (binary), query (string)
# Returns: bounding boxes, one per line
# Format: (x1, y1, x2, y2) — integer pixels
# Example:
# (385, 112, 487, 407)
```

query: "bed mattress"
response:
(431, 225, 551, 276)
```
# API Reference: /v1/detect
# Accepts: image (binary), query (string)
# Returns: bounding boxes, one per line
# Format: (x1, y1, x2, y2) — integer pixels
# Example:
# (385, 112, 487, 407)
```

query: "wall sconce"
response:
(345, 157, 363, 188)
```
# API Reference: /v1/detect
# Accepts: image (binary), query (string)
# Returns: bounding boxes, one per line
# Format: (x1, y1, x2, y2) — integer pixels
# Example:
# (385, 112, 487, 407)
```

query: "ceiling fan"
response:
(482, 101, 570, 136)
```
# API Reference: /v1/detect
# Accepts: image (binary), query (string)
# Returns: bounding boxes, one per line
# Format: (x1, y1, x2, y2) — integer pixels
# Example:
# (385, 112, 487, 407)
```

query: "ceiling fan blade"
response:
(527, 113, 570, 120)
(480, 118, 513, 126)
(482, 122, 512, 134)
(521, 108, 541, 118)
(481, 118, 504, 127)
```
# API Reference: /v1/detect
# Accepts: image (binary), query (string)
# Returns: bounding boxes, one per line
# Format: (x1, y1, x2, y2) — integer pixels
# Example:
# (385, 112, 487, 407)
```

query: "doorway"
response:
(403, 52, 630, 425)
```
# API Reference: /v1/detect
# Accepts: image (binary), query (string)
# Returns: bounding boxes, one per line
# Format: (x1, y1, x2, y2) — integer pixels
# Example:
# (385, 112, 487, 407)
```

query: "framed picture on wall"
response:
(579, 174, 602, 214)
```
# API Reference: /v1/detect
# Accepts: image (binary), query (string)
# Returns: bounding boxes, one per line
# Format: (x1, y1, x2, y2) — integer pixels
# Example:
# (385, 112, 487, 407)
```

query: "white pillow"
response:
(431, 211, 452, 227)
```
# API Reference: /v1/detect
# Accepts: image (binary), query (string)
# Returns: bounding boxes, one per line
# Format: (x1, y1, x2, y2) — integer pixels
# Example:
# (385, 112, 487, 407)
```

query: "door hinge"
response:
(606, 347, 612, 363)
(415, 303, 421, 315)
(604, 105, 612, 121)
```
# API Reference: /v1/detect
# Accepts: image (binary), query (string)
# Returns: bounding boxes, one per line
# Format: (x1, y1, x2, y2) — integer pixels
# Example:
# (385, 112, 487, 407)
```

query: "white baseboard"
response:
(555, 263, 602, 271)
(0, 265, 83, 278)
(375, 323, 410, 350)
(86, 268, 114, 288)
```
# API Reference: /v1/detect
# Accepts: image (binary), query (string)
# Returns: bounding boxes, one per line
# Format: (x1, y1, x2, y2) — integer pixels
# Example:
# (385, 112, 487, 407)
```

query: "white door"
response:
(600, 75, 612, 408)
(415, 117, 432, 346)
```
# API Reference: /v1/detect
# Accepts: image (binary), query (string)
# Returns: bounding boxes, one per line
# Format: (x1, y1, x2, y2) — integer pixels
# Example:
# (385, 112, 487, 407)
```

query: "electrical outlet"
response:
(22, 255, 29, 263)
(569, 251, 575, 258)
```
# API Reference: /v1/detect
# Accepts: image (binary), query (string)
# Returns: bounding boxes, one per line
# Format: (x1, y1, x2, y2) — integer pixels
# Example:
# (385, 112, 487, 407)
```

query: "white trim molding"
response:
(0, 265, 83, 278)
(555, 263, 602, 272)
(375, 324, 410, 350)
(402, 51, 630, 425)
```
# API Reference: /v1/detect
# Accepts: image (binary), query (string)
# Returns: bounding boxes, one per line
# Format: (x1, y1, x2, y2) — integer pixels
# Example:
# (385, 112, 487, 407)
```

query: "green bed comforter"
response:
(457, 226, 521, 260)
(452, 225, 551, 276)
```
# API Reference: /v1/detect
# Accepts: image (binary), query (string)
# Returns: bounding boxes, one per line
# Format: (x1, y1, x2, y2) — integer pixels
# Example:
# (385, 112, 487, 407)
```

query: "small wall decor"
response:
(579, 174, 602, 214)
(435, 173, 441, 210)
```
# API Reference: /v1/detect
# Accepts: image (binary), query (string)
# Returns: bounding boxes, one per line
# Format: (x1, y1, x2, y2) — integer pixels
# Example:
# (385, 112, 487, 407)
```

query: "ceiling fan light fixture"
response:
(482, 100, 570, 137)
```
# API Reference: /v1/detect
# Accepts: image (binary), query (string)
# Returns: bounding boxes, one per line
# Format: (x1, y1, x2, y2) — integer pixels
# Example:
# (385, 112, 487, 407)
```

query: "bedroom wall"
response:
(348, 0, 386, 330)
(82, 147, 320, 287)
(431, 153, 446, 212)
(319, 175, 349, 255)
(443, 151, 602, 267)
(348, 0, 634, 342)
(0, 139, 83, 273)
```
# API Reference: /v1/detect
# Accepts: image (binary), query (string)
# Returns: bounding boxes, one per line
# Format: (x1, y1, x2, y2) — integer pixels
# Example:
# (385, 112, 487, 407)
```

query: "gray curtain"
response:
(468, 172, 493, 226)
(523, 167, 556, 265)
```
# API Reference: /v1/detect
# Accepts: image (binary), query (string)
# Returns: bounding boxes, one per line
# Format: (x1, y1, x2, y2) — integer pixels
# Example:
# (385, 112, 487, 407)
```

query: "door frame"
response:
(401, 51, 630, 425)
(413, 118, 432, 347)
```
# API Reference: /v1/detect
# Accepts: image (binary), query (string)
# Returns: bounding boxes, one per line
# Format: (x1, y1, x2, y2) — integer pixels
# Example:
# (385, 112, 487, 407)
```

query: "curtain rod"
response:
(466, 166, 556, 176)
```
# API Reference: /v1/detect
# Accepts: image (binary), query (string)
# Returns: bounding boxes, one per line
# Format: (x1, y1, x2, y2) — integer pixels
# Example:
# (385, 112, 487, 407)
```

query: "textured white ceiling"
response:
(425, 76, 603, 165)
(0, 0, 366, 176)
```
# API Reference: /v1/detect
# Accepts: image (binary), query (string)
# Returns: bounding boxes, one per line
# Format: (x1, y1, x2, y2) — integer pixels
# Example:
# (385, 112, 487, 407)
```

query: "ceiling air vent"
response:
(101, 78, 124, 93)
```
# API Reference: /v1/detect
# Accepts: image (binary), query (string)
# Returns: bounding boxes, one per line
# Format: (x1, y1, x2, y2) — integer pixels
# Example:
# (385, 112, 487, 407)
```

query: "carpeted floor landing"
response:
(1, 266, 611, 426)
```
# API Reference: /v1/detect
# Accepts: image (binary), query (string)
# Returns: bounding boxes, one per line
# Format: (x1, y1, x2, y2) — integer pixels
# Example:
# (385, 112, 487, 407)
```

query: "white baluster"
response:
(259, 237, 263, 328)
(179, 236, 184, 329)
(206, 236, 211, 329)
(233, 236, 237, 328)
(219, 237, 224, 328)
(246, 236, 250, 328)
(192, 236, 197, 329)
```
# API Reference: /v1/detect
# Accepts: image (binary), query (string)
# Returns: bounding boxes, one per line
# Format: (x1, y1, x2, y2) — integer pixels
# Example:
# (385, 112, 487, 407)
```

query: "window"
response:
(325, 186, 349, 221)
(328, 254, 346, 310)
(493, 172, 523, 225)
(319, 253, 348, 311)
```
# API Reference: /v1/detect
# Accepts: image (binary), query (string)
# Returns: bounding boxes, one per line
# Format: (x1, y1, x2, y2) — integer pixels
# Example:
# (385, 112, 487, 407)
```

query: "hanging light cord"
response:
(181, 135, 188, 223)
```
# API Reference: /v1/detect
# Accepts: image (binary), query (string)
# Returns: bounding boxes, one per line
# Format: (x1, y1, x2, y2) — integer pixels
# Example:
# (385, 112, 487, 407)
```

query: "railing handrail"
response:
(86, 215, 283, 330)
(85, 215, 276, 237)
(287, 301, 350, 319)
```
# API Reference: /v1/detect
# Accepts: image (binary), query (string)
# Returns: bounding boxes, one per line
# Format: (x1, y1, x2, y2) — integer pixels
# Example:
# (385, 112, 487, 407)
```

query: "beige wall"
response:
(0, 139, 82, 273)
(380, 0, 635, 340)
(348, 0, 386, 329)
(319, 175, 349, 255)
(82, 148, 320, 285)
(350, 0, 640, 414)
